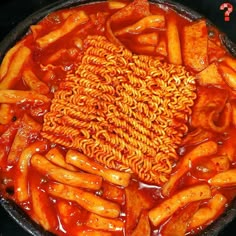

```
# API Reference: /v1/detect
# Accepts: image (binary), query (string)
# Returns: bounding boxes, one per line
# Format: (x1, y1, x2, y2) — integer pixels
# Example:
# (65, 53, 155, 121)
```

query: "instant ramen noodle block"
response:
(41, 35, 196, 185)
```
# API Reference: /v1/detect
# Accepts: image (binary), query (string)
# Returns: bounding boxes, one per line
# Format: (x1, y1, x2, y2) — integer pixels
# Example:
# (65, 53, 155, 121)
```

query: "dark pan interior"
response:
(0, 0, 236, 235)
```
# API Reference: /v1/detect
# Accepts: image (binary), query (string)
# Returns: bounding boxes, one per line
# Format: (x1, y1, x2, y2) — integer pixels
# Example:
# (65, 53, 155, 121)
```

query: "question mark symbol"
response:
(220, 2, 233, 21)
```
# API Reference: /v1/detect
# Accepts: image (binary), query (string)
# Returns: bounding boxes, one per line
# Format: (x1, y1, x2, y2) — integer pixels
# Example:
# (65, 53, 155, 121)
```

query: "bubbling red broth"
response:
(1, 0, 236, 235)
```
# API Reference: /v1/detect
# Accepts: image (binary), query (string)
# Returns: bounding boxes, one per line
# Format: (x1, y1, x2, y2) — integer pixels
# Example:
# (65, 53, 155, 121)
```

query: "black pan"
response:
(0, 0, 236, 235)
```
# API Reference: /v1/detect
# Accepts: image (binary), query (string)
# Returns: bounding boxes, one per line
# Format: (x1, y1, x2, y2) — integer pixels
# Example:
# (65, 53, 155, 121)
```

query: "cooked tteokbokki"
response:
(1, 0, 236, 235)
